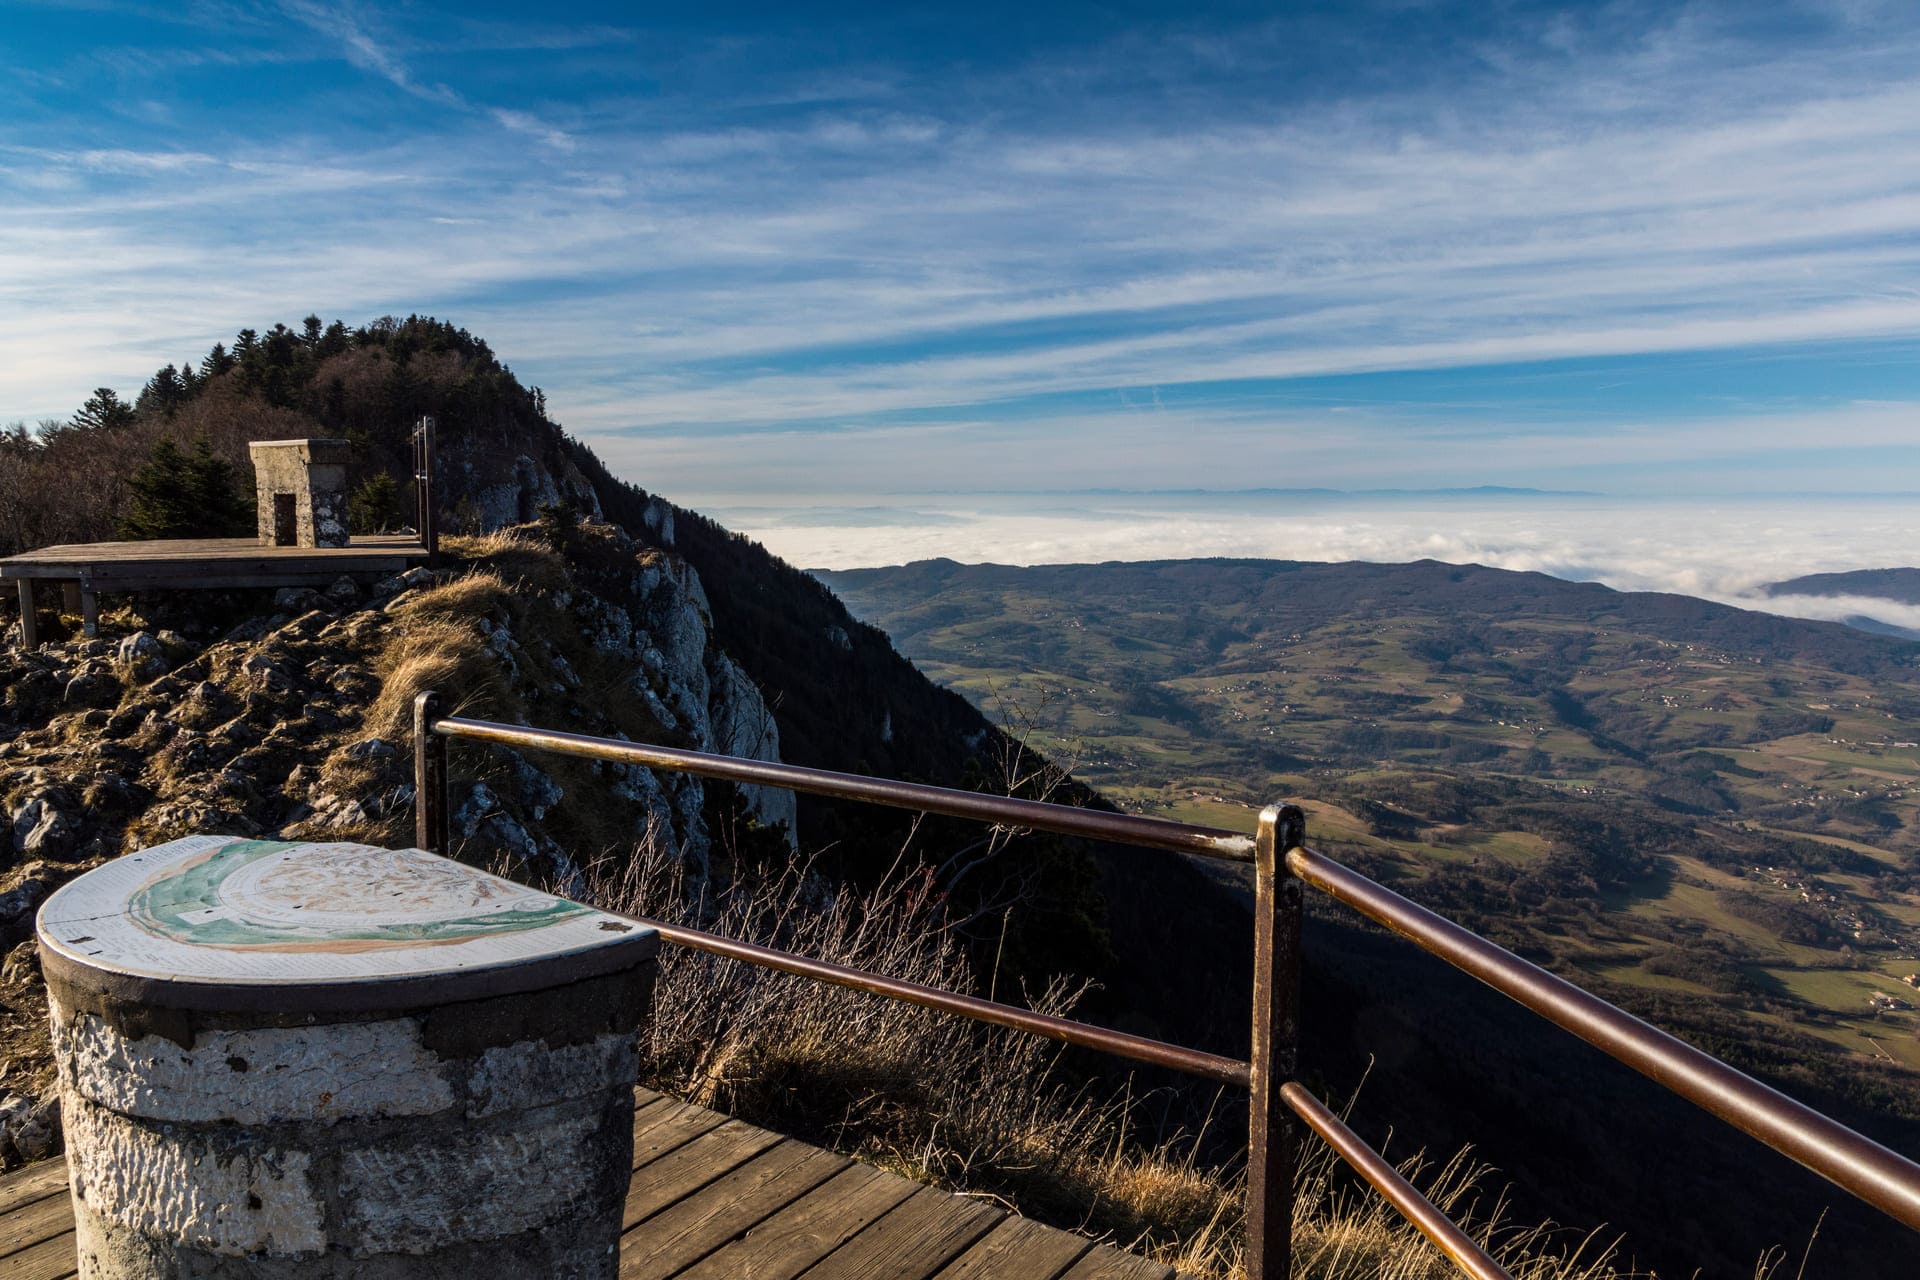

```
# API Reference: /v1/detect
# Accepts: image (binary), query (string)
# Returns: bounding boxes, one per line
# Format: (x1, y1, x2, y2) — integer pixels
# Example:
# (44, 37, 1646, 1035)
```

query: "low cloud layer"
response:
(688, 492, 1920, 630)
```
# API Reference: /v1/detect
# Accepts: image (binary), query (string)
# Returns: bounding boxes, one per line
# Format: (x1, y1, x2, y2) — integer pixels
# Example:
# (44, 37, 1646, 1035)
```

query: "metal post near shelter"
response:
(414, 690, 449, 856)
(1249, 802, 1305, 1280)
(413, 416, 439, 567)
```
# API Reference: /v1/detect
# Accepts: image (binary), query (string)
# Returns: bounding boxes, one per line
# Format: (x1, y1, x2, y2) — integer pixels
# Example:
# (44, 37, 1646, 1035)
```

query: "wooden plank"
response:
(620, 1143, 849, 1280)
(0, 1229, 75, 1280)
(673, 1163, 919, 1280)
(630, 1099, 731, 1170)
(0, 1164, 67, 1220)
(0, 1194, 71, 1261)
(929, 1214, 1093, 1280)
(1056, 1243, 1177, 1280)
(620, 1120, 785, 1227)
(799, 1182, 1002, 1280)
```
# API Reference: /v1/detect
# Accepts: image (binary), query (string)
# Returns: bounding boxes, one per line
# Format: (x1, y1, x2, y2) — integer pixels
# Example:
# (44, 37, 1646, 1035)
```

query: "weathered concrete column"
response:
(37, 835, 657, 1279)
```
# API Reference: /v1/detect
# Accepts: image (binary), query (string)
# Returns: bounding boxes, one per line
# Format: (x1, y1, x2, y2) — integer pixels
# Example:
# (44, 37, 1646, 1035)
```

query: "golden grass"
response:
(366, 569, 520, 737)
(574, 831, 1691, 1280)
(440, 529, 571, 592)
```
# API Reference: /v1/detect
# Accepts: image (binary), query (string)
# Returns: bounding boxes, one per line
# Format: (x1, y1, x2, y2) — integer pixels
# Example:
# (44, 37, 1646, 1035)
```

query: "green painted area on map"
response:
(129, 839, 590, 947)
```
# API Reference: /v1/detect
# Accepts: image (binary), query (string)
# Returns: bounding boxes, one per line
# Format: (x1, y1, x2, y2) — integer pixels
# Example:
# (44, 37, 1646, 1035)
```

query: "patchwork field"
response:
(820, 557, 1920, 1076)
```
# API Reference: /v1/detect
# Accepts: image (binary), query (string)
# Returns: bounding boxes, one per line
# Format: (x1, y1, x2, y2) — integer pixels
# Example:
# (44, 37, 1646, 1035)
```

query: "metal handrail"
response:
(427, 714, 1257, 862)
(412, 694, 1920, 1278)
(1287, 847, 1920, 1231)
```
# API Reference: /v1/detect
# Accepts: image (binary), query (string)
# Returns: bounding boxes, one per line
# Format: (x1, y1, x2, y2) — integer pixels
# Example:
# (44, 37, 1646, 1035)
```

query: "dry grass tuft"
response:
(390, 568, 515, 623)
(440, 529, 570, 592)
(576, 830, 1680, 1280)
(367, 570, 518, 737)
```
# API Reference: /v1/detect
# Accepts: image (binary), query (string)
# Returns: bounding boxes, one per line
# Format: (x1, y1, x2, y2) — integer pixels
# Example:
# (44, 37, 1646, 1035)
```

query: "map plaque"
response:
(38, 835, 658, 1279)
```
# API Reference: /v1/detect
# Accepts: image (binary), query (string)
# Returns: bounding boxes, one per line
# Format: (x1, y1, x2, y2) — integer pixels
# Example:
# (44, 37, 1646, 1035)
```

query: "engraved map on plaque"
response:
(38, 835, 650, 989)
(130, 839, 588, 949)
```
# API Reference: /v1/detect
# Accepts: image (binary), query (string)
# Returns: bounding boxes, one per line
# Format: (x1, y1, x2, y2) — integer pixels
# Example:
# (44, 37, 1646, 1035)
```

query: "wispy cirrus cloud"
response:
(1, 0, 1918, 504)
(275, 0, 575, 148)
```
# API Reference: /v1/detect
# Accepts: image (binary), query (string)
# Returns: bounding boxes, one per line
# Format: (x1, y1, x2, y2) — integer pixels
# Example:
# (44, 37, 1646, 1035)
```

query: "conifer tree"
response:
(317, 320, 350, 359)
(348, 472, 403, 533)
(137, 364, 185, 418)
(71, 387, 135, 432)
(200, 343, 235, 380)
(119, 437, 253, 540)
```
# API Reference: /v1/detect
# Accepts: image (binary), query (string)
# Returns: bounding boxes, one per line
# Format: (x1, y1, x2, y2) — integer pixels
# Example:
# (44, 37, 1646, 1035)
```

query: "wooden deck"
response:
(2, 534, 430, 646)
(0, 534, 428, 591)
(0, 1089, 1180, 1279)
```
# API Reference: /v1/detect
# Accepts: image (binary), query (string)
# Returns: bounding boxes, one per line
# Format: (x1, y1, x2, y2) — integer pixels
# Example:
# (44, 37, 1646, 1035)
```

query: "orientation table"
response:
(36, 835, 658, 1279)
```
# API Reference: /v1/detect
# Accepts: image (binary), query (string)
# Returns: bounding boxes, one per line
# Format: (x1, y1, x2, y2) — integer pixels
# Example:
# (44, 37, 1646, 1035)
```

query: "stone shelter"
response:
(249, 438, 350, 548)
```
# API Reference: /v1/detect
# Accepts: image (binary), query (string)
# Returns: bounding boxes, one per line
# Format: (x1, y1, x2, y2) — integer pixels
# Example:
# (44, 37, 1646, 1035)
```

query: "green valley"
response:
(818, 557, 1920, 1073)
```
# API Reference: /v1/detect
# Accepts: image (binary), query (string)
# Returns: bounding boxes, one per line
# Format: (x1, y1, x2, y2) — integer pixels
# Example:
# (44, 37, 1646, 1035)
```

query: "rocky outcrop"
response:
(0, 520, 791, 1170)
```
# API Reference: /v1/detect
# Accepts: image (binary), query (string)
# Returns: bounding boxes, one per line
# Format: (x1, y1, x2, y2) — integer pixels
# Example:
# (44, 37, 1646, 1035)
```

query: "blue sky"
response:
(5, 0, 1920, 497)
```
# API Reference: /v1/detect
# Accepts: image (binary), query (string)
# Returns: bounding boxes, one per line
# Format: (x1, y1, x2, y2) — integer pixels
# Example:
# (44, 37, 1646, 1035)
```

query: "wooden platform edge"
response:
(0, 1089, 1186, 1280)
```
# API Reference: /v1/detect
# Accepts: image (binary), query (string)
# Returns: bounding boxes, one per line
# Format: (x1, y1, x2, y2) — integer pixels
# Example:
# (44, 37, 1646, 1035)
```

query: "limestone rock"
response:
(9, 790, 77, 861)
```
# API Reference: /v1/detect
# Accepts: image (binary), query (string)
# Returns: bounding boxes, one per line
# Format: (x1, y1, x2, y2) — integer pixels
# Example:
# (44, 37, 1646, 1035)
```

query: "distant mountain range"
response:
(1765, 567, 1920, 639)
(969, 484, 1605, 498)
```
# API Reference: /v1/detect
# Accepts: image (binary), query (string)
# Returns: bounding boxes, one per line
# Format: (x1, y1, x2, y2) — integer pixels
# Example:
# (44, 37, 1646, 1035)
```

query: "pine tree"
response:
(119, 437, 253, 540)
(349, 472, 403, 533)
(200, 343, 235, 380)
(317, 320, 350, 359)
(302, 314, 324, 345)
(71, 388, 135, 432)
(137, 364, 185, 418)
(118, 438, 192, 538)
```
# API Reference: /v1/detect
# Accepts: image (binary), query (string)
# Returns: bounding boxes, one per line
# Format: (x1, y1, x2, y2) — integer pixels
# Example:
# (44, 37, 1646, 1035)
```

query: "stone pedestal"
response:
(36, 835, 657, 1279)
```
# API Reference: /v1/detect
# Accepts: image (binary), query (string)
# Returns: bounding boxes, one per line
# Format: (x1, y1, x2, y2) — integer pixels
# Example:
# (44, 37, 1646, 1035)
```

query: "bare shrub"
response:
(577, 830, 1654, 1279)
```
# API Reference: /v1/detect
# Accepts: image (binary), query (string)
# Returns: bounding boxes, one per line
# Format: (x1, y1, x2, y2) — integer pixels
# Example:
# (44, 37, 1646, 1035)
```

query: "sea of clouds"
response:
(678, 491, 1920, 632)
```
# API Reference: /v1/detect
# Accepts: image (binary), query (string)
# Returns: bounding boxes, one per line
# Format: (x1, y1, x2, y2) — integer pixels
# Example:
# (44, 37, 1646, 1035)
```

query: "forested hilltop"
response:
(0, 315, 1098, 953)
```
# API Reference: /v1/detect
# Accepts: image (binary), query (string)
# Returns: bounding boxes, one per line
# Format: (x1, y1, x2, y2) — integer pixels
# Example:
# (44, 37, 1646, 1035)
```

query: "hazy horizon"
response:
(675, 489, 1920, 632)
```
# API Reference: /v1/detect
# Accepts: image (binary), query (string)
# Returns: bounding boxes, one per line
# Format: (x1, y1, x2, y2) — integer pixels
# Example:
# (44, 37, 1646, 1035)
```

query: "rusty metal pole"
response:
(414, 690, 449, 856)
(1249, 802, 1305, 1280)
(416, 416, 439, 567)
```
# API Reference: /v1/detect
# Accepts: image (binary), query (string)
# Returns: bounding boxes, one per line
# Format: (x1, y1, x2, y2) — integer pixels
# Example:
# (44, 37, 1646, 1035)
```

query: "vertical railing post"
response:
(1249, 802, 1306, 1280)
(414, 690, 450, 856)
(414, 416, 439, 567)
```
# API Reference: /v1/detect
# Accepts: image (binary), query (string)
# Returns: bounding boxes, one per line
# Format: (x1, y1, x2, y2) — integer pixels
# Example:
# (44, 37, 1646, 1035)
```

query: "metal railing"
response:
(412, 692, 1920, 1279)
(409, 416, 438, 566)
